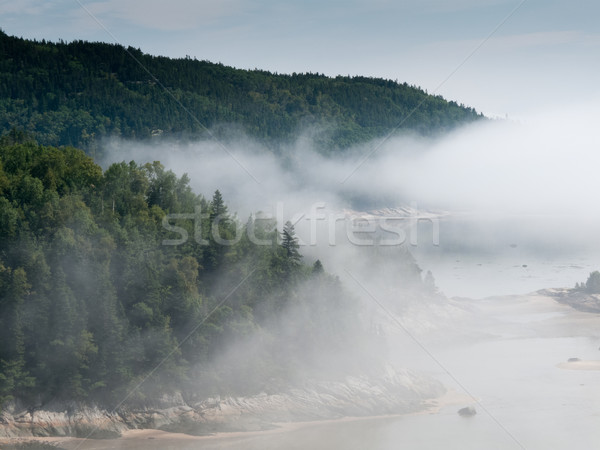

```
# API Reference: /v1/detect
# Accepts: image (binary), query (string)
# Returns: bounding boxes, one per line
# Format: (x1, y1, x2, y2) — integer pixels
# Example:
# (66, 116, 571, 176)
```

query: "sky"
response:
(1, 0, 599, 118)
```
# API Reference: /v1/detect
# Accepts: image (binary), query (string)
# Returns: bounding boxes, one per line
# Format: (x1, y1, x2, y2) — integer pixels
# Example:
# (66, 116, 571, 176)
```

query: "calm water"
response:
(154, 295, 600, 450)
(194, 218, 600, 449)
(63, 215, 600, 450)
(411, 215, 600, 298)
(60, 281, 599, 450)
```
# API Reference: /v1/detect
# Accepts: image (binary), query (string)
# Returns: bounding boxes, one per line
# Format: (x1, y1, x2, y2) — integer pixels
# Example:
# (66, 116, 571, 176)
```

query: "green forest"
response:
(0, 30, 483, 154)
(0, 132, 413, 409)
(0, 29, 462, 413)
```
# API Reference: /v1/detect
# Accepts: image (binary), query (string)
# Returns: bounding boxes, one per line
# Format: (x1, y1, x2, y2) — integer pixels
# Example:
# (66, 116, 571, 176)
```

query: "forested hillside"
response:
(0, 131, 412, 409)
(0, 30, 483, 153)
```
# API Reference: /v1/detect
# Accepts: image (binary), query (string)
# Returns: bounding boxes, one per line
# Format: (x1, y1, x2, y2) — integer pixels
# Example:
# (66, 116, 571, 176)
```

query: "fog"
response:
(102, 102, 600, 216)
(100, 101, 600, 298)
(59, 104, 599, 450)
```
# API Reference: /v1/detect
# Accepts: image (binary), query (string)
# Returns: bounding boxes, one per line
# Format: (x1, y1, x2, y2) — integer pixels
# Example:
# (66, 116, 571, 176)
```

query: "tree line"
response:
(0, 132, 398, 409)
(0, 30, 483, 154)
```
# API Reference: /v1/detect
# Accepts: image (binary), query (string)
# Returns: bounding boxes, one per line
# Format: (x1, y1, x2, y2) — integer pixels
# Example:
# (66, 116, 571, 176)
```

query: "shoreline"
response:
(0, 365, 446, 442)
(0, 389, 471, 449)
(556, 360, 600, 370)
(4, 290, 597, 449)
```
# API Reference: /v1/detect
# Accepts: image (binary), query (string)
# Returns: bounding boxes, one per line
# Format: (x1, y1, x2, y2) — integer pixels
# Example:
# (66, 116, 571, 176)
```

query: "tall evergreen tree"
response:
(0, 137, 423, 410)
(209, 190, 227, 221)
(281, 221, 301, 263)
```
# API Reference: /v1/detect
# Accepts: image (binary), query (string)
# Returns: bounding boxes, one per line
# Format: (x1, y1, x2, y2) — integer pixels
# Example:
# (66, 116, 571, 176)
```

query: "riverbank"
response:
(0, 389, 471, 450)
(3, 290, 598, 449)
(539, 287, 600, 313)
(0, 366, 446, 445)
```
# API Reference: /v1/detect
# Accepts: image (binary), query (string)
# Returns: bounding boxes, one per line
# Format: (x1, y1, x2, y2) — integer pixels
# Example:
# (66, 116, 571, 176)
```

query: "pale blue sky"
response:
(1, 0, 598, 117)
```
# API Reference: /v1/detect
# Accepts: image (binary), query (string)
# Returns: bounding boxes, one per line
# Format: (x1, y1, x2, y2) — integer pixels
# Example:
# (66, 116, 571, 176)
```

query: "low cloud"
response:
(101, 101, 600, 219)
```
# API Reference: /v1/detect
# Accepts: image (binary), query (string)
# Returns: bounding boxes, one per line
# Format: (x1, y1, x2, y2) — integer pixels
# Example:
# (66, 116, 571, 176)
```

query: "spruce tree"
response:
(281, 221, 301, 263)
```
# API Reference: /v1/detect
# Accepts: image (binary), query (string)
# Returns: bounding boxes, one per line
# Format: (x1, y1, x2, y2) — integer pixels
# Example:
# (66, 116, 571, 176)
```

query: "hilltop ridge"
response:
(0, 30, 483, 153)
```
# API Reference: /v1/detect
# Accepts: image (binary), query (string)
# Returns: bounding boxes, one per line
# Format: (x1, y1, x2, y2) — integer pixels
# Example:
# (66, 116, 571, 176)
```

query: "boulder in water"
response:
(458, 406, 477, 417)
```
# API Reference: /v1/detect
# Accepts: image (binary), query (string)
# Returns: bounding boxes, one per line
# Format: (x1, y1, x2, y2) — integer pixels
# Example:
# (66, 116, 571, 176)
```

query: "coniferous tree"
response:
(0, 137, 425, 409)
(585, 271, 600, 294)
(209, 190, 227, 220)
(281, 221, 301, 263)
(312, 259, 324, 275)
(423, 270, 437, 293)
(0, 31, 483, 152)
(204, 190, 231, 274)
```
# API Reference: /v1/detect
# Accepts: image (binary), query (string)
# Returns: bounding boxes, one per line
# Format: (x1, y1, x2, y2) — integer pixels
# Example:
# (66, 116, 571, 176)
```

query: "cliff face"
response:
(0, 368, 444, 438)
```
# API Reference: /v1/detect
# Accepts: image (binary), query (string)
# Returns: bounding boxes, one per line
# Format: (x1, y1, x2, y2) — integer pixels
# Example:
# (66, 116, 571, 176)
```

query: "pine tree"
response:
(312, 259, 324, 275)
(281, 221, 301, 263)
(209, 190, 227, 221)
(204, 190, 232, 276)
(423, 270, 437, 293)
(585, 271, 600, 294)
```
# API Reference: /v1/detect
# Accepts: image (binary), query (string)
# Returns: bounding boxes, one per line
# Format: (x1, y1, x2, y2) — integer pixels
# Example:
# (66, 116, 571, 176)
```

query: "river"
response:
(197, 294, 599, 450)
(48, 290, 599, 450)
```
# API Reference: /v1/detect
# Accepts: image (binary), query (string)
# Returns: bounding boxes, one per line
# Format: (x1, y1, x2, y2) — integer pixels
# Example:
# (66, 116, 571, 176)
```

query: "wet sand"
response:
(556, 360, 600, 370)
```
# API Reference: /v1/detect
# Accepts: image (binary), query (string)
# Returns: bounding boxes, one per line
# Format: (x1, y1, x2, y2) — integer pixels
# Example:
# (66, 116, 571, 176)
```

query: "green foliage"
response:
(312, 259, 324, 275)
(0, 139, 389, 408)
(281, 221, 301, 261)
(0, 31, 483, 153)
(585, 271, 600, 294)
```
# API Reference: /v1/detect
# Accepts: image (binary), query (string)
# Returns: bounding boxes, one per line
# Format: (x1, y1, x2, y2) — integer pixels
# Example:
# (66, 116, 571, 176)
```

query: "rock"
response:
(568, 357, 581, 362)
(0, 368, 446, 438)
(458, 406, 477, 417)
(0, 402, 127, 439)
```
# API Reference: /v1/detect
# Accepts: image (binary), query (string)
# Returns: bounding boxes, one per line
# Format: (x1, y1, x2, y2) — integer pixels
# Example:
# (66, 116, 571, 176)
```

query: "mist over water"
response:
(101, 102, 600, 298)
(30, 104, 598, 450)
(3, 7, 600, 448)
